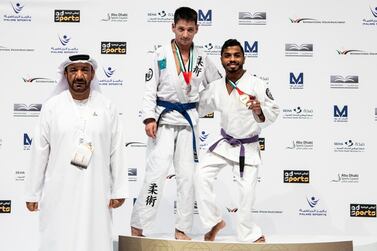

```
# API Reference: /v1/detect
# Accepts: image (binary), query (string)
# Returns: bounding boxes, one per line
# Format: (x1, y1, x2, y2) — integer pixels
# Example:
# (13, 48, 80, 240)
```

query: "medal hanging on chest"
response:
(227, 78, 255, 108)
(175, 42, 193, 94)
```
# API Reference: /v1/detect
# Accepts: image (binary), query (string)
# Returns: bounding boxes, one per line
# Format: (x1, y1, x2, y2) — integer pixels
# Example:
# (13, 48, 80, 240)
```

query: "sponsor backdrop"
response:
(1, 0, 376, 250)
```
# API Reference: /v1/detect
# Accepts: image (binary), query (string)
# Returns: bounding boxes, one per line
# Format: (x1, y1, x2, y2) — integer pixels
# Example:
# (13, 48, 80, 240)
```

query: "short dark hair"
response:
(221, 39, 244, 56)
(174, 7, 197, 25)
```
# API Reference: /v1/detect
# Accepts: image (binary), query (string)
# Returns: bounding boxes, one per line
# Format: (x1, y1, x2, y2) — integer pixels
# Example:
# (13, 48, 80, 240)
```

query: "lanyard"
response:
(175, 41, 194, 85)
(227, 78, 245, 96)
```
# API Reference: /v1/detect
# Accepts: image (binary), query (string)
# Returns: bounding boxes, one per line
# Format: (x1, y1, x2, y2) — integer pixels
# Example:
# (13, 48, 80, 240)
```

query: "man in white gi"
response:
(195, 39, 279, 243)
(131, 7, 221, 240)
(25, 54, 128, 251)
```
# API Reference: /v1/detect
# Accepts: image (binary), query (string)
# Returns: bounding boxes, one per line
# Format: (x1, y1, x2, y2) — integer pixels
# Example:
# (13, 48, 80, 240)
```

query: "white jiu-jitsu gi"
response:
(25, 89, 128, 251)
(195, 72, 279, 242)
(131, 42, 221, 233)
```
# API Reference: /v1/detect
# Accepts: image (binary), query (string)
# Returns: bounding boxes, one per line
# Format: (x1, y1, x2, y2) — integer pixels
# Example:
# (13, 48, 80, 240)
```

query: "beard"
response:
(69, 79, 90, 93)
(225, 62, 242, 73)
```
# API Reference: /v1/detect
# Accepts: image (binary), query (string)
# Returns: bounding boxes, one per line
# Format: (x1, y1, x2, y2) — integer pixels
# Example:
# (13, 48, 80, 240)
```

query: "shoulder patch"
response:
(266, 88, 274, 100)
(158, 58, 166, 70)
(145, 68, 153, 82)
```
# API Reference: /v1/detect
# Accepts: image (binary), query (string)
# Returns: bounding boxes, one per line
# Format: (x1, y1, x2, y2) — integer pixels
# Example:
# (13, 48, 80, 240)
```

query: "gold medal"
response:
(239, 94, 250, 106)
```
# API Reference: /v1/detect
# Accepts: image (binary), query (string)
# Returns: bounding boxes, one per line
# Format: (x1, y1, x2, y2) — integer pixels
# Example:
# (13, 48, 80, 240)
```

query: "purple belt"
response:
(209, 128, 259, 178)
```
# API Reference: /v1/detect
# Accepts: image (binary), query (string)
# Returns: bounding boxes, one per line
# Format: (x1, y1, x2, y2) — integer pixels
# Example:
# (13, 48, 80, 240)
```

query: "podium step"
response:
(119, 235, 353, 251)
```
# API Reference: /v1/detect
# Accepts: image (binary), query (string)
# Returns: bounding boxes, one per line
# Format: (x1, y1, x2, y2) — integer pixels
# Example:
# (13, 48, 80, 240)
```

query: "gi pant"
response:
(195, 152, 262, 242)
(131, 124, 196, 233)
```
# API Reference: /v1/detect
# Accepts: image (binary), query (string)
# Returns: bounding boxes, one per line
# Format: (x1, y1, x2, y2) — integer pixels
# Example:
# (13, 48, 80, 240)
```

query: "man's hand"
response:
(144, 119, 157, 139)
(247, 97, 262, 114)
(247, 97, 265, 122)
(26, 202, 39, 212)
(109, 198, 125, 209)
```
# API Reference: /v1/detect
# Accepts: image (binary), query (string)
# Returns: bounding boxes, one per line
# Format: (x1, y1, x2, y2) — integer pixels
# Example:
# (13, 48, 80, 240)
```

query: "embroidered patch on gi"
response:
(193, 56, 204, 77)
(158, 58, 166, 70)
(266, 88, 274, 100)
(145, 68, 153, 82)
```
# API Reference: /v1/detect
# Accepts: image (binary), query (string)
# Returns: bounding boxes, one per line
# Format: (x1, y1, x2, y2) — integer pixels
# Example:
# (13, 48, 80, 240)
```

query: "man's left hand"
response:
(109, 198, 125, 208)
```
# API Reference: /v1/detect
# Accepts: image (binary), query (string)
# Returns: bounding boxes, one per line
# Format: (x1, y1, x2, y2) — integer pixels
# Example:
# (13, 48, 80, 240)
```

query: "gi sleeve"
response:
(109, 105, 129, 199)
(141, 51, 160, 123)
(255, 79, 280, 128)
(25, 104, 51, 202)
(201, 55, 222, 88)
(198, 80, 218, 117)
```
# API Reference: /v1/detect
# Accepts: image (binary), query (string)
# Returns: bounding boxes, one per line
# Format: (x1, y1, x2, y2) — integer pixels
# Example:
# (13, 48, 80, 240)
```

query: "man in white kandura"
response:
(130, 7, 221, 240)
(196, 39, 279, 243)
(25, 54, 128, 251)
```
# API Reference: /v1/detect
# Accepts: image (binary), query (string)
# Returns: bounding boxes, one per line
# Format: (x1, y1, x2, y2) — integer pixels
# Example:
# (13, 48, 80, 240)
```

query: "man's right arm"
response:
(141, 52, 160, 136)
(25, 105, 51, 211)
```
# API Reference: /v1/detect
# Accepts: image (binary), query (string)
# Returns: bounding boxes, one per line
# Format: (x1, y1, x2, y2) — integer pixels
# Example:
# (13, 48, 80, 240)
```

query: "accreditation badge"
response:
(71, 142, 93, 169)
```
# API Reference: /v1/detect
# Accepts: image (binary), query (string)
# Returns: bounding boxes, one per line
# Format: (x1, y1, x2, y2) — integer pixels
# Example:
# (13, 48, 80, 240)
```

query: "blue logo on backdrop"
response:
(307, 196, 319, 208)
(23, 133, 32, 150)
(58, 35, 71, 46)
(289, 72, 304, 89)
(198, 42, 221, 55)
(290, 72, 303, 84)
(282, 106, 313, 119)
(333, 139, 365, 152)
(198, 9, 212, 26)
(146, 10, 173, 23)
(99, 66, 123, 86)
(299, 196, 327, 216)
(3, 2, 32, 22)
(103, 67, 115, 78)
(363, 6, 377, 25)
(334, 105, 348, 122)
(244, 41, 258, 57)
(51, 34, 79, 54)
(11, 2, 24, 13)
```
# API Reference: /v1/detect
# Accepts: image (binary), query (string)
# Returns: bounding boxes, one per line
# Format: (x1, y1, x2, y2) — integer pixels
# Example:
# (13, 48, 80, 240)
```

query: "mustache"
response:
(227, 62, 239, 66)
(73, 79, 87, 84)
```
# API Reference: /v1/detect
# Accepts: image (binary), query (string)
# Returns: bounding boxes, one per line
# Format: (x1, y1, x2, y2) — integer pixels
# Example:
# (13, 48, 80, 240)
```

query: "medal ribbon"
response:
(227, 78, 245, 96)
(175, 41, 193, 85)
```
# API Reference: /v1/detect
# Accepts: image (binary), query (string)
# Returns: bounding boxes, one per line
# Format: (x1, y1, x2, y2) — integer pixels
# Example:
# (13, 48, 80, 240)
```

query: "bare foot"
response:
(204, 220, 226, 241)
(253, 235, 266, 243)
(175, 229, 192, 240)
(131, 226, 145, 237)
